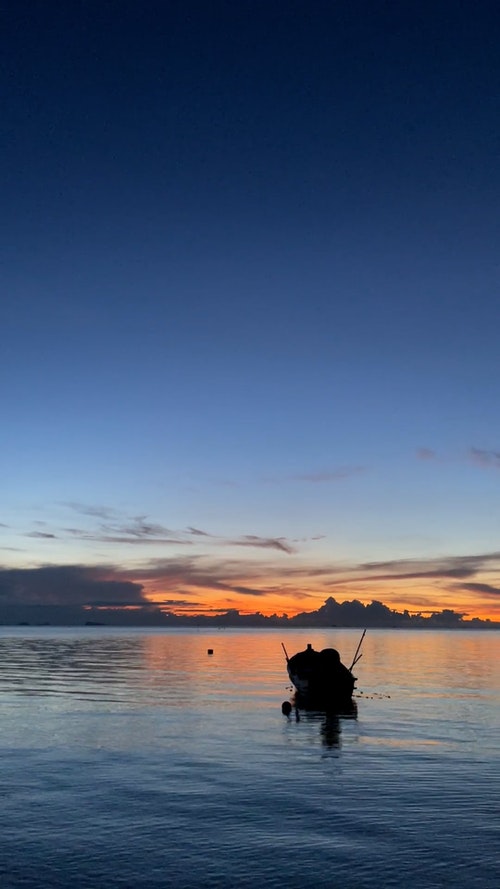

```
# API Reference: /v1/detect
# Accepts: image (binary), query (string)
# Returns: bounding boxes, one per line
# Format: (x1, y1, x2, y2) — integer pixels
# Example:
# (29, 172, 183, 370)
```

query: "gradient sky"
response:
(2, 1, 500, 621)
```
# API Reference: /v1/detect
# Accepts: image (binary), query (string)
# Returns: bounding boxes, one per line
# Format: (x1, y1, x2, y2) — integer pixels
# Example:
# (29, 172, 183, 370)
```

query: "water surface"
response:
(0, 627, 498, 888)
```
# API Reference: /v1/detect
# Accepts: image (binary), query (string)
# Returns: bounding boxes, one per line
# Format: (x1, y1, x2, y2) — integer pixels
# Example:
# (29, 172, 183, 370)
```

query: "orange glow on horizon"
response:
(142, 580, 500, 623)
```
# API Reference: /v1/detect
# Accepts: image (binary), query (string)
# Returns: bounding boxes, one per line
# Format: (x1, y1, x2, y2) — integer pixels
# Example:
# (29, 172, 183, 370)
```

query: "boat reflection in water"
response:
(282, 703, 357, 749)
(320, 712, 342, 749)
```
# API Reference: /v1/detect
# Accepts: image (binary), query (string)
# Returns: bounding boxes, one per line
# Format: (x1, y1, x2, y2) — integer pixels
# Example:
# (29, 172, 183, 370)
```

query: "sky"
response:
(2, 0, 500, 622)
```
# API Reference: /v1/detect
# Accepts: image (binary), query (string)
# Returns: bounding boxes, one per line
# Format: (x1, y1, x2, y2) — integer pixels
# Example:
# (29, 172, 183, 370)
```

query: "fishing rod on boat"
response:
(281, 642, 290, 663)
(349, 629, 366, 672)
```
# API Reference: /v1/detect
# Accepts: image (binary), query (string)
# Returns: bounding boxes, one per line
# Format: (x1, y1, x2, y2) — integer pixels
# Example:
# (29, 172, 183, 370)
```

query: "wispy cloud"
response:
(151, 598, 202, 608)
(125, 549, 500, 602)
(327, 567, 476, 585)
(55, 506, 299, 554)
(6, 498, 500, 618)
(1, 546, 500, 617)
(468, 447, 500, 469)
(453, 582, 500, 598)
(61, 508, 187, 546)
(416, 445, 500, 469)
(117, 516, 175, 538)
(64, 526, 190, 546)
(119, 556, 278, 598)
(63, 502, 119, 520)
(228, 535, 295, 554)
(416, 447, 437, 461)
(340, 553, 500, 586)
(81, 514, 177, 540)
(214, 583, 267, 596)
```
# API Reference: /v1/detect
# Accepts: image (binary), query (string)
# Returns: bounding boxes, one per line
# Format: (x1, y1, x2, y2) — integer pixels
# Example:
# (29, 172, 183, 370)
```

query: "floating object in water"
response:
(281, 701, 292, 716)
(283, 638, 363, 711)
(207, 649, 214, 655)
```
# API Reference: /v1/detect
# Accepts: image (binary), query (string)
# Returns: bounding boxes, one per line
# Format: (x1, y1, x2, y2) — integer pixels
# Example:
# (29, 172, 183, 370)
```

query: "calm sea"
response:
(0, 627, 498, 888)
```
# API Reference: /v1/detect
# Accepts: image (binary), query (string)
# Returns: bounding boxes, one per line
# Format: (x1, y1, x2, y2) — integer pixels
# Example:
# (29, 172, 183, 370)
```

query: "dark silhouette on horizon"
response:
(1, 595, 497, 629)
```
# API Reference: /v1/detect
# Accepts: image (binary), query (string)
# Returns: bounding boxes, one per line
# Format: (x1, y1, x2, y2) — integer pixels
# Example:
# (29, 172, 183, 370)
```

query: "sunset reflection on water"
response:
(1, 627, 498, 710)
(0, 626, 499, 889)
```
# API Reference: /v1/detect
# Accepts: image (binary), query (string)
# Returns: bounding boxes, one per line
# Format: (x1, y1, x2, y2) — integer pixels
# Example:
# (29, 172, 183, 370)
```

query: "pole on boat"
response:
(349, 629, 366, 672)
(281, 642, 290, 663)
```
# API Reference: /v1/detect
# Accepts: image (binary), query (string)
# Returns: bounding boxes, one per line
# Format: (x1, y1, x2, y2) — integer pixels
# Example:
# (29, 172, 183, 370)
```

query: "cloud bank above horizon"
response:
(2, 444, 500, 622)
(1, 544, 499, 622)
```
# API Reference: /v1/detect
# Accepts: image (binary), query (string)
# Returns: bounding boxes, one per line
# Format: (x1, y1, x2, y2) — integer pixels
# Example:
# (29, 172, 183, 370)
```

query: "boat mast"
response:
(349, 629, 366, 671)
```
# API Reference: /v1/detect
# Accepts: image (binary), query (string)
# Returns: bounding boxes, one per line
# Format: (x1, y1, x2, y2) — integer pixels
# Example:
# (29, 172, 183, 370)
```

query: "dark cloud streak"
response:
(63, 502, 118, 519)
(455, 582, 500, 598)
(230, 535, 295, 554)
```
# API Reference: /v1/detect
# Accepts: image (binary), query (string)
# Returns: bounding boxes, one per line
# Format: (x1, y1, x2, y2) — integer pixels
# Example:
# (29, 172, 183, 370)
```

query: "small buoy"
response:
(281, 701, 292, 716)
(207, 649, 214, 655)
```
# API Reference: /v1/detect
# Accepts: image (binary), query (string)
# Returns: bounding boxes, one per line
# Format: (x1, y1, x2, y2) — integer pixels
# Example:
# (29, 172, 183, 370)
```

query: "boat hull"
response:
(292, 688, 358, 716)
(286, 644, 356, 711)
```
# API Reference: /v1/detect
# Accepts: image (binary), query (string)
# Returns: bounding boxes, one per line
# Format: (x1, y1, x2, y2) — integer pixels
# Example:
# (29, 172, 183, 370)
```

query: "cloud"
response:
(58, 506, 295, 554)
(185, 528, 296, 554)
(117, 516, 175, 538)
(63, 525, 296, 553)
(280, 551, 500, 593)
(63, 512, 188, 546)
(90, 514, 178, 541)
(379, 591, 444, 608)
(25, 532, 57, 539)
(0, 565, 150, 608)
(454, 582, 500, 598)
(6, 546, 500, 609)
(356, 553, 500, 576)
(332, 566, 478, 584)
(64, 528, 191, 546)
(60, 504, 183, 544)
(468, 447, 500, 469)
(130, 549, 493, 602)
(217, 583, 267, 596)
(65, 530, 191, 546)
(416, 447, 436, 460)
(63, 502, 119, 519)
(229, 535, 295, 554)
(2, 543, 500, 622)
(120, 556, 276, 598)
(415, 446, 500, 470)
(152, 599, 204, 607)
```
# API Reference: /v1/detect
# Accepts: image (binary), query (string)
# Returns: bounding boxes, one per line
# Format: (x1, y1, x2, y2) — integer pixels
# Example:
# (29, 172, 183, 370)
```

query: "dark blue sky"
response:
(2, 1, 500, 619)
